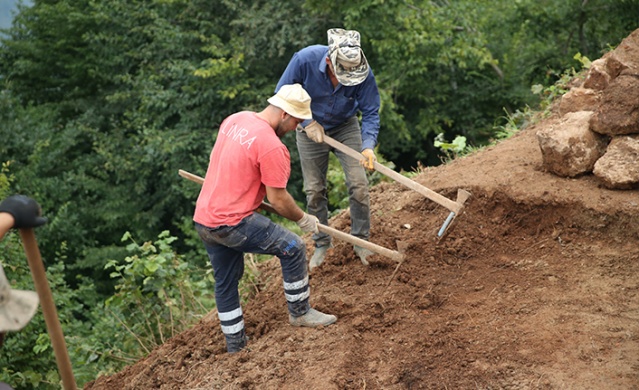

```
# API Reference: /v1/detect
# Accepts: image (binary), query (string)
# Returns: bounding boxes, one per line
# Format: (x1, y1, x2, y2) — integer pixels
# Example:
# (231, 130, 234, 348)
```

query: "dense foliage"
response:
(0, 0, 636, 387)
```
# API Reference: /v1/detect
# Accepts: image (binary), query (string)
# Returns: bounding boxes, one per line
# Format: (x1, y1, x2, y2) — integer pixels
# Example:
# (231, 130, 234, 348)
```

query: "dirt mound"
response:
(83, 104, 639, 389)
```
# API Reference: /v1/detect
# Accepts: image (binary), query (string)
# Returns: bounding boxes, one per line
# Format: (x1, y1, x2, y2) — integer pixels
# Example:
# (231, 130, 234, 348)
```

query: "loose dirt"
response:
(84, 102, 639, 389)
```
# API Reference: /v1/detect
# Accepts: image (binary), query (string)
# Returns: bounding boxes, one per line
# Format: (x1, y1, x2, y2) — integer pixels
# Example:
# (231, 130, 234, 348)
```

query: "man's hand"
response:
(360, 149, 377, 171)
(296, 213, 319, 233)
(0, 195, 48, 229)
(304, 120, 325, 143)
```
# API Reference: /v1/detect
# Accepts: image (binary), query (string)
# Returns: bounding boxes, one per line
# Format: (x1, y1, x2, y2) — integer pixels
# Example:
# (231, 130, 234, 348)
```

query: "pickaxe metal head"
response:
(436, 189, 472, 242)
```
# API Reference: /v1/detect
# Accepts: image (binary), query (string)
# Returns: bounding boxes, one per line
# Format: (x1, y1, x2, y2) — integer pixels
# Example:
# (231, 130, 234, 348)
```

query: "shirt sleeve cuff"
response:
(361, 140, 376, 151)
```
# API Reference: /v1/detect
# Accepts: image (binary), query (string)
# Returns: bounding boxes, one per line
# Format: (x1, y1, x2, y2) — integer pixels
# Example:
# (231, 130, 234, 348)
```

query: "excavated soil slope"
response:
(85, 109, 639, 389)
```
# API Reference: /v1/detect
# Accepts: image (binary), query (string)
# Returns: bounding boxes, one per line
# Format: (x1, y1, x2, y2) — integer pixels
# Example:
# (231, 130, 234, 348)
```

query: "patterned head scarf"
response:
(328, 28, 369, 86)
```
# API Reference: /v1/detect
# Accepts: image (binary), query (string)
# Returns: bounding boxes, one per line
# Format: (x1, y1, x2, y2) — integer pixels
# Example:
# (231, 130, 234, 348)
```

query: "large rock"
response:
(559, 87, 601, 115)
(590, 72, 639, 136)
(593, 135, 639, 189)
(537, 111, 608, 177)
(582, 59, 611, 91)
(603, 28, 639, 78)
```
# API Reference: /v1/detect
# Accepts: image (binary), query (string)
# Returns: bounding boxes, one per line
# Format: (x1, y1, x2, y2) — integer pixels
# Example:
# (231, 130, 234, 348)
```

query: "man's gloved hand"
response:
(296, 213, 319, 234)
(0, 195, 48, 229)
(360, 148, 377, 171)
(303, 120, 325, 143)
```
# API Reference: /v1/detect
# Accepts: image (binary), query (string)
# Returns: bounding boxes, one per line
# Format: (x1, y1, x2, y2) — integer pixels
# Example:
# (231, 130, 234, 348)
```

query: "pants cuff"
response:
(288, 298, 310, 317)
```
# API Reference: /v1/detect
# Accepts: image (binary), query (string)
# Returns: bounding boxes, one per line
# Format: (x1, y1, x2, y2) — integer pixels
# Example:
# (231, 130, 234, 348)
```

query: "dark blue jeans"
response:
(195, 213, 311, 337)
(296, 115, 371, 247)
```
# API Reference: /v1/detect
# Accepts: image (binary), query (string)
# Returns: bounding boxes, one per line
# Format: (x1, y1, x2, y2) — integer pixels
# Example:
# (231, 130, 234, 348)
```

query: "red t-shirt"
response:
(194, 111, 291, 227)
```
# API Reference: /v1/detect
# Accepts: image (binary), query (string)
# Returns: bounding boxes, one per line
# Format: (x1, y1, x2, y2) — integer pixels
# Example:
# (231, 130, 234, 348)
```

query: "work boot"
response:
(354, 245, 374, 266)
(225, 329, 248, 353)
(309, 244, 332, 271)
(289, 308, 337, 327)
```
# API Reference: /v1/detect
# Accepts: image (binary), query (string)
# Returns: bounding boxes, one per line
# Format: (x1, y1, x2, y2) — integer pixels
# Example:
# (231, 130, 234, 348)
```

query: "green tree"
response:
(300, 0, 503, 167)
(1, 0, 255, 288)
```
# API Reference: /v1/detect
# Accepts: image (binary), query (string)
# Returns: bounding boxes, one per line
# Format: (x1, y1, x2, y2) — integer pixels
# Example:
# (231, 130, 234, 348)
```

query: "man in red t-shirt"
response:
(194, 84, 337, 353)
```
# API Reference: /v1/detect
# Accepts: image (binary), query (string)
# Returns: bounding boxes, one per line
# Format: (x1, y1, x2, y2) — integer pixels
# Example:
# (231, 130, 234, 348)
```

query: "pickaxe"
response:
(178, 169, 406, 263)
(321, 135, 472, 241)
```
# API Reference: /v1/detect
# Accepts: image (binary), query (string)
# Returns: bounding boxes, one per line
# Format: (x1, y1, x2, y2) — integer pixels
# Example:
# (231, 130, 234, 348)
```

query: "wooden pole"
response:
(19, 229, 77, 390)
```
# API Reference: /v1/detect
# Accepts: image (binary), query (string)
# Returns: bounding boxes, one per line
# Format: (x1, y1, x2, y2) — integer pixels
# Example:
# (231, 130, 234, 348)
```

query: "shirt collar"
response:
(318, 48, 329, 75)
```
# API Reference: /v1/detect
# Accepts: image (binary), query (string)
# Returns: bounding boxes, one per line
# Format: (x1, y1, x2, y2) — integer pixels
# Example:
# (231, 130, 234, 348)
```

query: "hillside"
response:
(82, 95, 639, 389)
(83, 29, 639, 389)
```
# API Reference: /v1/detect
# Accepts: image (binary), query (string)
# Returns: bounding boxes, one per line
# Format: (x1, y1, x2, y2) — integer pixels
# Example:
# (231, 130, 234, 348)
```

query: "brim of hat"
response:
(0, 289, 38, 332)
(330, 50, 369, 87)
(267, 95, 313, 120)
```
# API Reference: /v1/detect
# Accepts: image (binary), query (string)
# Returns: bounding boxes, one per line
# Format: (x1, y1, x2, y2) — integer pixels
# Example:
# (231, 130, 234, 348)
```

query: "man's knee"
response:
(305, 187, 327, 206)
(284, 236, 306, 256)
(349, 181, 370, 205)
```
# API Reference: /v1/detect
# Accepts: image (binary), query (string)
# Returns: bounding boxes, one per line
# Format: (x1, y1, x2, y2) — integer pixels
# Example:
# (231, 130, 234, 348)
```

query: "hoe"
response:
(178, 169, 407, 263)
(322, 135, 472, 241)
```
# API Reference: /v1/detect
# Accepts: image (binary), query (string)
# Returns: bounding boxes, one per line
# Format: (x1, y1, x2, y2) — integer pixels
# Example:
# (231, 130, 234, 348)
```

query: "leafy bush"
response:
(100, 231, 215, 357)
(433, 133, 468, 163)
(0, 240, 82, 389)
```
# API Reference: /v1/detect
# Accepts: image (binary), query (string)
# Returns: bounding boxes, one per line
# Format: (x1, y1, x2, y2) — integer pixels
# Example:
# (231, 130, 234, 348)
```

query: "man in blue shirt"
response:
(275, 28, 381, 271)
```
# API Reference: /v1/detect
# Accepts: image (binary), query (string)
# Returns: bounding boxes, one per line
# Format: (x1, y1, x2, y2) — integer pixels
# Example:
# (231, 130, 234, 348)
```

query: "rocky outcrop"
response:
(582, 59, 611, 91)
(590, 71, 639, 136)
(538, 28, 639, 189)
(537, 111, 607, 177)
(593, 135, 639, 189)
(604, 28, 639, 78)
(559, 87, 601, 115)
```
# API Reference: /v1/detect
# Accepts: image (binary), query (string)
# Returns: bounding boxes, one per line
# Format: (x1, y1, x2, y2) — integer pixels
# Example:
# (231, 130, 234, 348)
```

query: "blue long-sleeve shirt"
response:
(275, 45, 381, 151)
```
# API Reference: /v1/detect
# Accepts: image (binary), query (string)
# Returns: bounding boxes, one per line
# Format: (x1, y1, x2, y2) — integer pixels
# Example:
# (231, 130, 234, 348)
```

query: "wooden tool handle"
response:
(317, 224, 404, 262)
(179, 169, 204, 185)
(255, 201, 403, 262)
(19, 229, 77, 390)
(322, 135, 461, 213)
(179, 170, 404, 262)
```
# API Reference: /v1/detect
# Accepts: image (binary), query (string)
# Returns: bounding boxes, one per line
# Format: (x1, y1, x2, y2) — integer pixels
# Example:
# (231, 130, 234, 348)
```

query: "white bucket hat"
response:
(0, 264, 39, 332)
(328, 28, 370, 86)
(268, 84, 313, 120)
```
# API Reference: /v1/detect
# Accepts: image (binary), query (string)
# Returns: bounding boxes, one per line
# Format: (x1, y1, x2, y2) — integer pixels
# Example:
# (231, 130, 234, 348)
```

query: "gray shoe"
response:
(354, 245, 374, 266)
(309, 244, 332, 271)
(289, 308, 337, 327)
